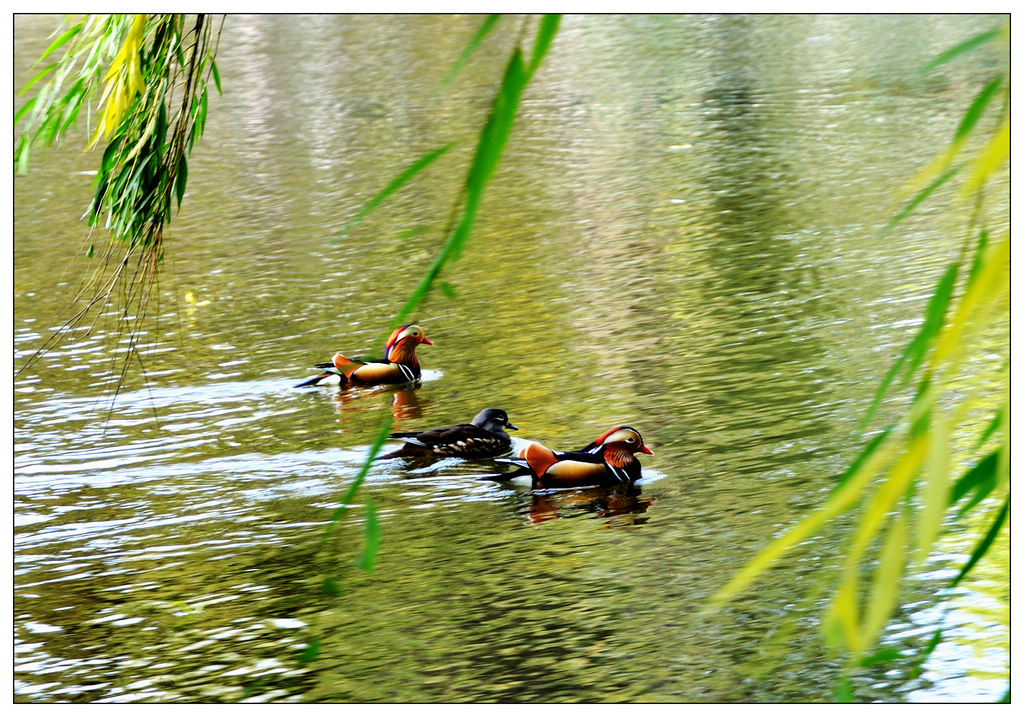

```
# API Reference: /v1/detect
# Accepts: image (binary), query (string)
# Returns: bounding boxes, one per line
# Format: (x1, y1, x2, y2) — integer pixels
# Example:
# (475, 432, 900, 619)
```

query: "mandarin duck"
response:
(295, 324, 433, 388)
(377, 407, 518, 460)
(492, 426, 653, 488)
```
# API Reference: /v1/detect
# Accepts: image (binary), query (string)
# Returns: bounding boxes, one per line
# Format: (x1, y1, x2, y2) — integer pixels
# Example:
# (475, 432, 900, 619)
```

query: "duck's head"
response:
(592, 426, 653, 456)
(385, 324, 434, 361)
(472, 407, 518, 432)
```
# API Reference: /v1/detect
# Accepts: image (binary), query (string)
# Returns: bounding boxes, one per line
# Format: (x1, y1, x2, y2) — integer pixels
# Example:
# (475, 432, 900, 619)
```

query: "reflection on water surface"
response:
(14, 14, 1007, 703)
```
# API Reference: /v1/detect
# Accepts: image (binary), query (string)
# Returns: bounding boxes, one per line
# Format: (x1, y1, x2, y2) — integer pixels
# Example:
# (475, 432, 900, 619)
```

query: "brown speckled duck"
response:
(378, 408, 518, 460)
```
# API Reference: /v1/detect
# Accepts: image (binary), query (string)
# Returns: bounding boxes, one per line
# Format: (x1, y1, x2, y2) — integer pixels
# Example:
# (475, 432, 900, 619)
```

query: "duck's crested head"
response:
(593, 425, 653, 455)
(472, 407, 518, 432)
(385, 324, 434, 360)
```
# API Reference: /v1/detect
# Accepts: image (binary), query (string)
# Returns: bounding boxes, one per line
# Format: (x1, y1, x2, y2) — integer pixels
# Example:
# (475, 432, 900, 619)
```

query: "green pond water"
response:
(14, 14, 1008, 703)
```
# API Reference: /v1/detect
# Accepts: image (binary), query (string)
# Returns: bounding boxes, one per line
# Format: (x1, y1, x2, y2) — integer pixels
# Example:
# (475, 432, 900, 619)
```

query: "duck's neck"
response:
(387, 340, 420, 367)
(603, 446, 637, 469)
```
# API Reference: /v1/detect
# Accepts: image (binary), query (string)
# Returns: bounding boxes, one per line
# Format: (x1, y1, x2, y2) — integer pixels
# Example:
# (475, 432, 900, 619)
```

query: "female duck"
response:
(378, 407, 518, 460)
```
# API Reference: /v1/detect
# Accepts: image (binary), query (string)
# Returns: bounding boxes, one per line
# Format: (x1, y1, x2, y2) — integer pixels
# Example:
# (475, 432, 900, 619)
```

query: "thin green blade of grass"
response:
(949, 496, 1008, 588)
(954, 74, 1003, 143)
(439, 14, 501, 91)
(355, 499, 381, 571)
(878, 166, 960, 237)
(920, 26, 1002, 75)
(332, 143, 455, 242)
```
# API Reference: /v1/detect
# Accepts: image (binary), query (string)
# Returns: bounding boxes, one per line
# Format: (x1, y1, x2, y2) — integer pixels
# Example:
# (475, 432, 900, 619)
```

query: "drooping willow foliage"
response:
(709, 23, 1009, 700)
(15, 14, 224, 391)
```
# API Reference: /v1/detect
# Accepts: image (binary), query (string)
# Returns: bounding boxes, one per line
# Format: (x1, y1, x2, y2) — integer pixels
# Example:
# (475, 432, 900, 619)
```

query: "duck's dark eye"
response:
(626, 437, 635, 443)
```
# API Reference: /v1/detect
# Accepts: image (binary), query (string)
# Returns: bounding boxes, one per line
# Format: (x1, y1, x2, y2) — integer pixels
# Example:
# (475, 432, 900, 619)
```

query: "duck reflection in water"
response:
(517, 483, 654, 527)
(328, 387, 427, 430)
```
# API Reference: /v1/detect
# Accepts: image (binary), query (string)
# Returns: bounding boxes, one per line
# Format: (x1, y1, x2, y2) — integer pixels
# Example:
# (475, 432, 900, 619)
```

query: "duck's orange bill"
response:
(421, 337, 435, 345)
(640, 445, 654, 455)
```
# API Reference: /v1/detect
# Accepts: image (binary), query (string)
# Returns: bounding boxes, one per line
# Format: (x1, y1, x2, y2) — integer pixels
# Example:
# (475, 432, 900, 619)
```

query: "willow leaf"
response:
(954, 75, 1003, 143)
(210, 57, 222, 94)
(949, 449, 999, 516)
(174, 153, 188, 208)
(392, 48, 531, 328)
(975, 408, 1002, 449)
(920, 26, 1003, 74)
(932, 231, 1008, 369)
(527, 14, 562, 79)
(879, 166, 959, 237)
(37, 23, 82, 64)
(440, 14, 501, 90)
(834, 426, 893, 491)
(324, 413, 393, 538)
(710, 434, 898, 608)
(949, 497, 1008, 588)
(14, 97, 38, 127)
(355, 499, 381, 572)
(961, 116, 1008, 197)
(19, 62, 59, 97)
(333, 143, 454, 242)
(916, 407, 949, 562)
(861, 514, 907, 652)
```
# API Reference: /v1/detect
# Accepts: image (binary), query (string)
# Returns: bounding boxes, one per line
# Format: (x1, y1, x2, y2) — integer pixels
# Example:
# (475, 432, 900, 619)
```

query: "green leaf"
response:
(949, 449, 1000, 516)
(333, 143, 454, 241)
(439, 282, 457, 298)
(324, 412, 393, 538)
(299, 635, 321, 664)
(14, 97, 38, 127)
(19, 62, 58, 97)
(878, 166, 960, 237)
(975, 408, 1002, 449)
(859, 262, 958, 430)
(967, 228, 989, 287)
(37, 23, 82, 64)
(903, 263, 959, 380)
(921, 26, 1003, 75)
(86, 243, 95, 258)
(954, 75, 1003, 144)
(174, 153, 188, 208)
(527, 14, 561, 78)
(440, 14, 501, 90)
(833, 426, 893, 492)
(949, 497, 1008, 587)
(860, 647, 904, 667)
(355, 499, 381, 571)
(321, 578, 341, 597)
(834, 677, 854, 702)
(210, 57, 222, 94)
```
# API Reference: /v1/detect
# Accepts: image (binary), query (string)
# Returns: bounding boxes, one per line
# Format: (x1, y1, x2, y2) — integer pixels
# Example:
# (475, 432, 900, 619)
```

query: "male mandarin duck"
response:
(493, 426, 653, 488)
(377, 408, 518, 460)
(294, 324, 433, 388)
